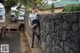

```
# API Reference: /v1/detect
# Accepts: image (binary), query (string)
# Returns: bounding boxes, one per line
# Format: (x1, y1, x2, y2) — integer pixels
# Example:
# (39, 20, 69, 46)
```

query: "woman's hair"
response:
(32, 7, 37, 10)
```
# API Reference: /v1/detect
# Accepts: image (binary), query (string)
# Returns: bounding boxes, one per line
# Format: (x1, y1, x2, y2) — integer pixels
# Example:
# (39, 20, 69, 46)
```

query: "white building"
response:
(0, 3, 5, 23)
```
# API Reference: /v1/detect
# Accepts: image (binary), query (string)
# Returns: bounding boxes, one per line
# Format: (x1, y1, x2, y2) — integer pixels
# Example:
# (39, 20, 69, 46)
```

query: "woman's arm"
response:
(36, 9, 41, 15)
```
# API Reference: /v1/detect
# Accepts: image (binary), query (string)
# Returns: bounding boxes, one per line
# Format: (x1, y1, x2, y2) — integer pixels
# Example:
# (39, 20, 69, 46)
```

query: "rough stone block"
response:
(63, 21, 70, 30)
(72, 22, 79, 32)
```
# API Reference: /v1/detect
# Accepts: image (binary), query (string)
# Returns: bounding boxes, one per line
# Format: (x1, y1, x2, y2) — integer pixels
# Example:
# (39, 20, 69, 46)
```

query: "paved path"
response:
(20, 32, 32, 53)
(0, 32, 21, 53)
(0, 32, 32, 53)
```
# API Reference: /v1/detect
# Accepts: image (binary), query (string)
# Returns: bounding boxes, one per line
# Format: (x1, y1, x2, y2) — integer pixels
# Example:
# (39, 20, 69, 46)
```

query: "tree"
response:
(0, 0, 4, 3)
(3, 0, 18, 12)
(19, 0, 43, 8)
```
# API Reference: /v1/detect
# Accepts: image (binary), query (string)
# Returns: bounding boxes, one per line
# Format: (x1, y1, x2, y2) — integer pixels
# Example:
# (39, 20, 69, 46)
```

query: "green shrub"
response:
(51, 4, 54, 13)
(63, 4, 80, 12)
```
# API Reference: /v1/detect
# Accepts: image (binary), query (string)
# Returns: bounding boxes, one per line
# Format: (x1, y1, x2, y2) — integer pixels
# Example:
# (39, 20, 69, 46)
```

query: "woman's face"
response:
(32, 9, 36, 13)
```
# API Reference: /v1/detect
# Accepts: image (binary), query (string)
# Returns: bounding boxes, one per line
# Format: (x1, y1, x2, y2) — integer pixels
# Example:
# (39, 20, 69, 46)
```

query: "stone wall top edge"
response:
(40, 11, 80, 16)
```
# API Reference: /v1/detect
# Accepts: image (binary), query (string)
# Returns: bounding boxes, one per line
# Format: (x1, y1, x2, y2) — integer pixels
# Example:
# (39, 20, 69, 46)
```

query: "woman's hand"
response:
(35, 9, 41, 15)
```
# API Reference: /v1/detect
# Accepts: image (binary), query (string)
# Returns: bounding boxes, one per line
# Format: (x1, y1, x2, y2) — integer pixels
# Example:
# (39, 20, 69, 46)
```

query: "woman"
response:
(28, 8, 41, 47)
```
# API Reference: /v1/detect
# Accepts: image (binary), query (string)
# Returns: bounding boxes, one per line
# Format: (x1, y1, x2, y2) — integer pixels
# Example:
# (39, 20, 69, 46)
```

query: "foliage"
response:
(19, 0, 42, 8)
(3, 0, 18, 12)
(0, 0, 4, 3)
(63, 4, 80, 12)
(2, 0, 47, 12)
(51, 4, 54, 13)
(4, 0, 18, 7)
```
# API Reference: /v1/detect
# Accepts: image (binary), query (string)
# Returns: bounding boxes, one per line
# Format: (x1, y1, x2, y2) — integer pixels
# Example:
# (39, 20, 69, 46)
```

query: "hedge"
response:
(63, 4, 80, 12)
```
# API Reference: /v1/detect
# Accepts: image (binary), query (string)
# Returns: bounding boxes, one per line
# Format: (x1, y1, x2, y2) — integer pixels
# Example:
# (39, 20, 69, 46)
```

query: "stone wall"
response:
(25, 12, 80, 53)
